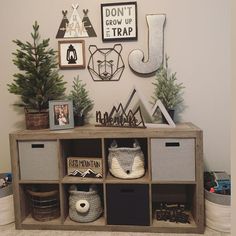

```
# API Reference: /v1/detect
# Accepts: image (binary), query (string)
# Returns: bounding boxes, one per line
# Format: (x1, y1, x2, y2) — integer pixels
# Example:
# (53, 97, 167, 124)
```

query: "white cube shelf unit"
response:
(9, 122, 204, 233)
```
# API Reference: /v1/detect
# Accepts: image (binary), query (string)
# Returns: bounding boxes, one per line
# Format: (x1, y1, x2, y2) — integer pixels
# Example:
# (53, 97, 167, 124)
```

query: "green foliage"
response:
(8, 21, 66, 112)
(151, 55, 184, 110)
(68, 76, 94, 116)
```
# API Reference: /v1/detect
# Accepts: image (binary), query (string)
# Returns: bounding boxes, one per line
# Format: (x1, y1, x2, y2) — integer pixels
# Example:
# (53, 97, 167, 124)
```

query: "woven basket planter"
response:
(108, 142, 145, 179)
(25, 111, 49, 130)
(69, 186, 103, 223)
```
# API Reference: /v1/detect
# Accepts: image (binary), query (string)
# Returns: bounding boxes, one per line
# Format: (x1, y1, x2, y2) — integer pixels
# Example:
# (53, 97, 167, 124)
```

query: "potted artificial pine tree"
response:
(151, 55, 184, 123)
(68, 76, 94, 126)
(8, 21, 66, 129)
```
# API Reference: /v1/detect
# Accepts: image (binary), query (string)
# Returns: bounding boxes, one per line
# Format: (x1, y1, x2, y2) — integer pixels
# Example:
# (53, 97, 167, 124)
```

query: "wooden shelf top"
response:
(10, 122, 202, 140)
(62, 175, 104, 184)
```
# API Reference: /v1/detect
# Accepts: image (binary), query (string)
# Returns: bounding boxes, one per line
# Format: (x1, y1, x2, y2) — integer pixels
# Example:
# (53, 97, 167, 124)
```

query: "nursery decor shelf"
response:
(9, 123, 204, 233)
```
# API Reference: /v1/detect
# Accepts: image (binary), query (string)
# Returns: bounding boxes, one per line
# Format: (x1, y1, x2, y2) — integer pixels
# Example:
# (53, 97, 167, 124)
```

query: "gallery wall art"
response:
(87, 44, 125, 81)
(56, 4, 97, 38)
(101, 1, 137, 41)
(58, 40, 85, 69)
(128, 14, 166, 76)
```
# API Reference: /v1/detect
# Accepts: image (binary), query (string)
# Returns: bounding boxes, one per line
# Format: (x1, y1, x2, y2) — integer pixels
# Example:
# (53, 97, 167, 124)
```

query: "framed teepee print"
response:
(56, 4, 97, 38)
(58, 40, 85, 69)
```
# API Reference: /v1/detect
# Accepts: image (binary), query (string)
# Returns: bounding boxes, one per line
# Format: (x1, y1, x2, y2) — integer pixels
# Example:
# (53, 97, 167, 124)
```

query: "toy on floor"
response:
(0, 173, 12, 188)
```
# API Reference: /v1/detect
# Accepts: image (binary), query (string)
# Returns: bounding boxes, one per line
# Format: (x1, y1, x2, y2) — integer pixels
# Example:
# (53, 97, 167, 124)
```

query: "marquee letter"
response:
(128, 14, 166, 76)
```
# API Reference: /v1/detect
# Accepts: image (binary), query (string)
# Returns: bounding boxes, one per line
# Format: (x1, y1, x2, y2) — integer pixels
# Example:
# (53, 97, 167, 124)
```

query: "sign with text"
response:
(67, 157, 103, 178)
(101, 2, 137, 41)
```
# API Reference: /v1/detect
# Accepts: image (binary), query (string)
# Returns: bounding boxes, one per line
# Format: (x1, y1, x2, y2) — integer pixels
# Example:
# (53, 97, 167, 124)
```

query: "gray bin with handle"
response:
(151, 138, 195, 181)
(18, 141, 59, 180)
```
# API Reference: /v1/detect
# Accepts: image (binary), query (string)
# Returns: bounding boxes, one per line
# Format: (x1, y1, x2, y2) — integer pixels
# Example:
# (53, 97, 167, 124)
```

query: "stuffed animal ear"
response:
(89, 184, 98, 192)
(113, 44, 123, 53)
(133, 139, 140, 148)
(110, 140, 118, 148)
(89, 45, 97, 54)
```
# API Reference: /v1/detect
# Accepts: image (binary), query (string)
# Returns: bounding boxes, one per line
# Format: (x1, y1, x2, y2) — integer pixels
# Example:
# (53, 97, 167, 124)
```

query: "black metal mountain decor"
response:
(96, 103, 146, 128)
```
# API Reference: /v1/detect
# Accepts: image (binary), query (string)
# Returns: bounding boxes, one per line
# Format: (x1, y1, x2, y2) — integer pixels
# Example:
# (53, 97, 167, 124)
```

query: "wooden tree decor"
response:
(96, 103, 146, 128)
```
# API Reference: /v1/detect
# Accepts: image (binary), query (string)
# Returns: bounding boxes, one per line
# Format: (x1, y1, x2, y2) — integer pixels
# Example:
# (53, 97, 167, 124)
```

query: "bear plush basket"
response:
(69, 185, 103, 223)
(108, 140, 145, 179)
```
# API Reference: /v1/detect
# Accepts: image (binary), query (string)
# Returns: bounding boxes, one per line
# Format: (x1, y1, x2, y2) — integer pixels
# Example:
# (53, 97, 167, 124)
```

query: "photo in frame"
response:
(49, 100, 74, 130)
(58, 40, 85, 69)
(101, 1, 137, 41)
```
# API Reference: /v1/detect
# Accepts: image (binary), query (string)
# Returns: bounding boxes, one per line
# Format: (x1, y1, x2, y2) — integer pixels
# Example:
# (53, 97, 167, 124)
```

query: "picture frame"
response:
(101, 1, 137, 41)
(49, 100, 74, 130)
(58, 40, 85, 69)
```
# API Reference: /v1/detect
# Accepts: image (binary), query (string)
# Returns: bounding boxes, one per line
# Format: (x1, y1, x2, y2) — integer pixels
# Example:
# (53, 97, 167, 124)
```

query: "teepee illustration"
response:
(56, 10, 69, 38)
(64, 4, 88, 38)
(82, 9, 97, 37)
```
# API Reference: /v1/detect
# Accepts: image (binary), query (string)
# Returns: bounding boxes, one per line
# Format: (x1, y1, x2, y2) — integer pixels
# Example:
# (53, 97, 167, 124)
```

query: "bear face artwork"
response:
(87, 44, 125, 81)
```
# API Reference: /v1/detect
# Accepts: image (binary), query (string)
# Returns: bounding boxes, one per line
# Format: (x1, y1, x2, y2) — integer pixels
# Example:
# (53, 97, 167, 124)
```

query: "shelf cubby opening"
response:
(151, 184, 196, 228)
(60, 139, 103, 178)
(20, 184, 61, 225)
(104, 138, 148, 179)
(62, 183, 105, 226)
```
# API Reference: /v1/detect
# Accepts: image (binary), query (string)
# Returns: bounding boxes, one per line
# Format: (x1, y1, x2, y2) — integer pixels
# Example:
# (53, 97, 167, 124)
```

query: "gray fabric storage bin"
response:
(151, 138, 195, 181)
(18, 141, 59, 180)
(69, 186, 103, 223)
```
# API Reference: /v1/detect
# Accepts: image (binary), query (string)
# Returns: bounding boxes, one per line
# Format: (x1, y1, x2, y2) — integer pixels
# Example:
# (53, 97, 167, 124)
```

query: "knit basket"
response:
(69, 186, 103, 223)
(108, 140, 145, 179)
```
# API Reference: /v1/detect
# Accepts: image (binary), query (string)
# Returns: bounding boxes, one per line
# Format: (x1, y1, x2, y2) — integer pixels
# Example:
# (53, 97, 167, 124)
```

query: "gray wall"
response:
(0, 0, 231, 174)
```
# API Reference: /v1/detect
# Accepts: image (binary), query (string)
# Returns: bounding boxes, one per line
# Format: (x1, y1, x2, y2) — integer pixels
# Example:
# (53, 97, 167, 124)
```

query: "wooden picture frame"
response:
(101, 1, 137, 41)
(49, 100, 74, 130)
(58, 40, 85, 69)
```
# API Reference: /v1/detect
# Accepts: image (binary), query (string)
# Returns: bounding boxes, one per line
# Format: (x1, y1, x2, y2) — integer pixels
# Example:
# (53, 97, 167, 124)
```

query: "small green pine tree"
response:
(68, 76, 94, 117)
(151, 55, 184, 110)
(8, 21, 66, 112)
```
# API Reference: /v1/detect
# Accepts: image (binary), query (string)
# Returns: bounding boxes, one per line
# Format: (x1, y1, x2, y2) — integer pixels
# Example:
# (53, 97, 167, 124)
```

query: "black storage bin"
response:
(106, 184, 150, 226)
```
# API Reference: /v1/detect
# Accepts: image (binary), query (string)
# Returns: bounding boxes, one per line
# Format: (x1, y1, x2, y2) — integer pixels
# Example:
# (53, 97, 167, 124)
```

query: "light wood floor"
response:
(0, 223, 230, 236)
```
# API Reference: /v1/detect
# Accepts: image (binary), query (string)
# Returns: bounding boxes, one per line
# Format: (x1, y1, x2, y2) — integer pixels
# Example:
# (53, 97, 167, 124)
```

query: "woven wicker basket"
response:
(108, 140, 145, 179)
(25, 111, 49, 130)
(69, 185, 103, 223)
(27, 188, 60, 221)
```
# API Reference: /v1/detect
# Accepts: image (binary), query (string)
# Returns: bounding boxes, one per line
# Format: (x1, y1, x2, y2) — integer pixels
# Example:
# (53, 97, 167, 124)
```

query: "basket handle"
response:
(27, 189, 58, 197)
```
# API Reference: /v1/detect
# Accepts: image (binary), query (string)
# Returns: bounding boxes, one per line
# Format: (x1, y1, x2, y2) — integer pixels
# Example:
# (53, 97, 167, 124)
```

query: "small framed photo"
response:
(49, 100, 74, 130)
(101, 1, 137, 41)
(58, 40, 85, 69)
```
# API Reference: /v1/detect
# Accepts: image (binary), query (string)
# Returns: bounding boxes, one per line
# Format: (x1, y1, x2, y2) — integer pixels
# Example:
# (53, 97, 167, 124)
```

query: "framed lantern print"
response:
(58, 40, 85, 69)
(101, 1, 137, 41)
